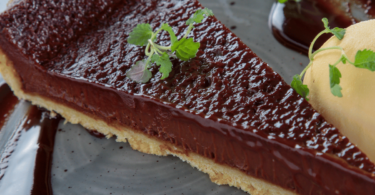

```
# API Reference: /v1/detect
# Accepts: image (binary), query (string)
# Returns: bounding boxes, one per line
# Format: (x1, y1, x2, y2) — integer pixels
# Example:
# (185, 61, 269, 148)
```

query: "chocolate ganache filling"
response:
(0, 0, 374, 194)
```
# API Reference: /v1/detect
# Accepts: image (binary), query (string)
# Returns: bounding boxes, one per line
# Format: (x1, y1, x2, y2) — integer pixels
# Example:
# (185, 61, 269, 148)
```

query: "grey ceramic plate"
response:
(0, 0, 309, 194)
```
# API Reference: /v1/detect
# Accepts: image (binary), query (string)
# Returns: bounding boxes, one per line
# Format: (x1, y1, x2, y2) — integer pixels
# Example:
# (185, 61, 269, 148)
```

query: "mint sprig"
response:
(291, 75, 309, 100)
(151, 52, 173, 79)
(278, 0, 301, 3)
(329, 65, 343, 97)
(186, 8, 214, 25)
(126, 8, 214, 83)
(322, 18, 346, 40)
(125, 60, 152, 83)
(292, 18, 375, 99)
(127, 24, 154, 46)
(354, 49, 375, 71)
(171, 38, 200, 61)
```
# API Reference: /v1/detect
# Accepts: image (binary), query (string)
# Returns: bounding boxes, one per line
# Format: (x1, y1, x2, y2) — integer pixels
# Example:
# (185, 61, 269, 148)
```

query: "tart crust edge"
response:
(0, 48, 296, 195)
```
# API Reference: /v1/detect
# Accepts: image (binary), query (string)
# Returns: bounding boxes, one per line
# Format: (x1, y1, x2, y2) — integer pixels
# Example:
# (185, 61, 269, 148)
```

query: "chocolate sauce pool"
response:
(0, 84, 61, 195)
(0, 82, 19, 129)
(0, 82, 106, 195)
(269, 0, 375, 55)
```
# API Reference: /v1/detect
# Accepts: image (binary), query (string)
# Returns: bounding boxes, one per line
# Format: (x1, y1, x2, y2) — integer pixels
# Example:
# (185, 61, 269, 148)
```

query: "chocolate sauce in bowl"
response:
(361, 0, 375, 15)
(0, 100, 61, 195)
(269, 0, 358, 55)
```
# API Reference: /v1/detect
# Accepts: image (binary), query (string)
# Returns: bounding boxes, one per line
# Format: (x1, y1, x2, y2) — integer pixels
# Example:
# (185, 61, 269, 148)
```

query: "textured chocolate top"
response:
(0, 0, 375, 194)
(1, 0, 371, 172)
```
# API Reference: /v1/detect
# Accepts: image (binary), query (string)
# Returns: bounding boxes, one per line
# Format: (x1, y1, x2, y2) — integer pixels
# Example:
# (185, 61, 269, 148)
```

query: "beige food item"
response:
(304, 19, 375, 162)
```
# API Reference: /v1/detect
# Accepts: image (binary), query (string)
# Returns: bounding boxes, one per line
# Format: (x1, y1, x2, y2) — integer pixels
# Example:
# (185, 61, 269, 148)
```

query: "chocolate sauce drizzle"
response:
(269, 0, 375, 55)
(85, 129, 106, 139)
(0, 82, 19, 129)
(0, 84, 61, 195)
(29, 107, 61, 195)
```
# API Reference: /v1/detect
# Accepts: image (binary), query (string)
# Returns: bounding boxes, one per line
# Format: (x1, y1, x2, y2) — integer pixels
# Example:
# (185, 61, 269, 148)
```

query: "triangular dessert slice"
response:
(0, 0, 374, 194)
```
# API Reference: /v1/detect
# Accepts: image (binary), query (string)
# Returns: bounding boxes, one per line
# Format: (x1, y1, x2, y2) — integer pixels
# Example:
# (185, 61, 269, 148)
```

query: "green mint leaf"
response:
(331, 84, 343, 97)
(126, 60, 152, 83)
(127, 23, 153, 46)
(321, 18, 346, 40)
(330, 27, 346, 40)
(322, 18, 329, 29)
(151, 52, 173, 79)
(186, 8, 214, 25)
(329, 65, 343, 97)
(278, 0, 301, 3)
(171, 38, 200, 61)
(291, 75, 309, 101)
(354, 49, 375, 71)
(340, 55, 347, 64)
(160, 23, 177, 45)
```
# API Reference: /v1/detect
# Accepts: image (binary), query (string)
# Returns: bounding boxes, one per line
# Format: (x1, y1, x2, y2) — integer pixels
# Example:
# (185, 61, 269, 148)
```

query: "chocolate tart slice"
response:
(0, 0, 374, 194)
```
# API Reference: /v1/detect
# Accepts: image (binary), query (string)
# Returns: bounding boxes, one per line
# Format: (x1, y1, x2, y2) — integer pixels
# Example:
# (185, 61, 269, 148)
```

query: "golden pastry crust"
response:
(0, 47, 296, 195)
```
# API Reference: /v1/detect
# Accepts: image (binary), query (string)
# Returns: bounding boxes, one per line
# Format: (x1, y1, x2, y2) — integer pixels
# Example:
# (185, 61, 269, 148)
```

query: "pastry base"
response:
(0, 48, 296, 195)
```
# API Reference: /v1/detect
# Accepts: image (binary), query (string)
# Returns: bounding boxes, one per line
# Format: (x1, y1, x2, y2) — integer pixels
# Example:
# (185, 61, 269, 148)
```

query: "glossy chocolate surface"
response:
(0, 0, 374, 194)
